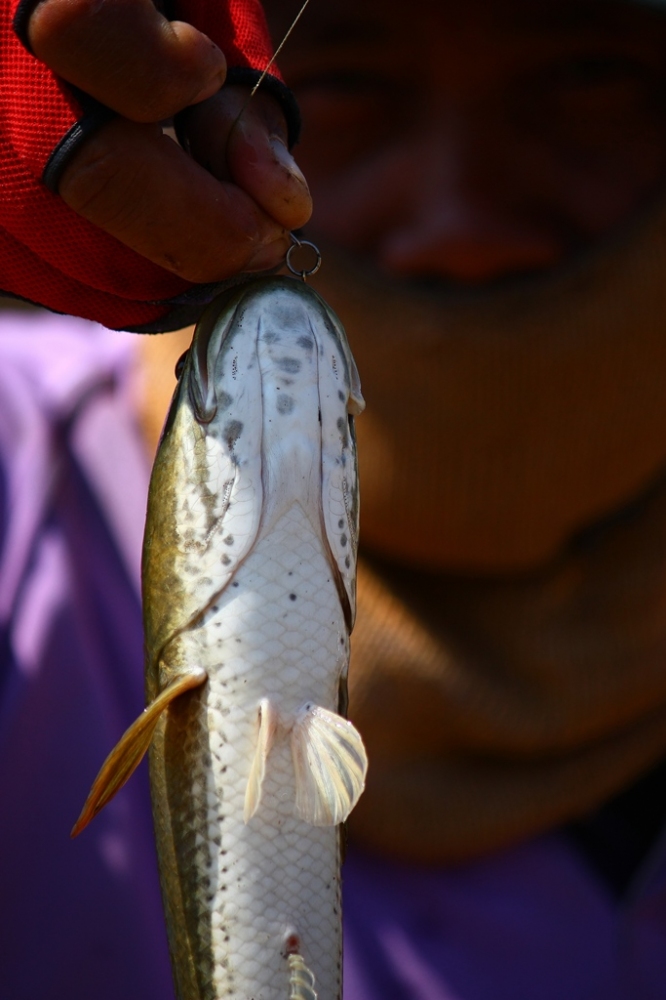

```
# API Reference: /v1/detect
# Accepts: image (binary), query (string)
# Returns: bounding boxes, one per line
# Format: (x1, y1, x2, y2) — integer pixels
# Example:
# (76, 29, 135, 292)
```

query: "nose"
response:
(376, 127, 562, 283)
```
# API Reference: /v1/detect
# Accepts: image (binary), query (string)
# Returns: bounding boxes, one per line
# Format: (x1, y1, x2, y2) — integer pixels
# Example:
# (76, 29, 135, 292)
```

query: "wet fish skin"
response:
(73, 276, 367, 1000)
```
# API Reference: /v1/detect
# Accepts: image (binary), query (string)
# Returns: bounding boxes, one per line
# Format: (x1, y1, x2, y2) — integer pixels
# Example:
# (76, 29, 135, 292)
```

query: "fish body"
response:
(75, 277, 367, 1000)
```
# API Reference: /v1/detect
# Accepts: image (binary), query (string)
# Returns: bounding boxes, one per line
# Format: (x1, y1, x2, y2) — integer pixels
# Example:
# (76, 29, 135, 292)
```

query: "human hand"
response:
(27, 0, 312, 282)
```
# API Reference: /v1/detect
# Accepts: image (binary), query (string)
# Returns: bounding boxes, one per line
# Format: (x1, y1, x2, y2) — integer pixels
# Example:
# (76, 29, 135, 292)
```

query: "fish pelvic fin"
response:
(244, 698, 277, 823)
(288, 954, 318, 1000)
(71, 667, 207, 838)
(291, 704, 368, 826)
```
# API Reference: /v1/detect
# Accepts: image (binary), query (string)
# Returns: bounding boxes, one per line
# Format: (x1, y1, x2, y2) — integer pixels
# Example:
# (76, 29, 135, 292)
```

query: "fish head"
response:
(144, 277, 365, 674)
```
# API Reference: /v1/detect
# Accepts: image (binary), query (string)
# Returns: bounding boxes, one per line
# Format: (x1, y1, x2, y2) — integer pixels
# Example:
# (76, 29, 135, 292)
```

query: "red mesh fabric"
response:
(174, 0, 282, 79)
(0, 0, 278, 329)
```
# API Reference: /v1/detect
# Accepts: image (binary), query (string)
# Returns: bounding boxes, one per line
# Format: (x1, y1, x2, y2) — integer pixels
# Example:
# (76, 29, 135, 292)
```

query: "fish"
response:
(72, 275, 368, 1000)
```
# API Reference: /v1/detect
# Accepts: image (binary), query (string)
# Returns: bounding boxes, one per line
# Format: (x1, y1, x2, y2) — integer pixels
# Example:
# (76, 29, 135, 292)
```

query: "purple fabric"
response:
(342, 833, 666, 1000)
(0, 313, 174, 1000)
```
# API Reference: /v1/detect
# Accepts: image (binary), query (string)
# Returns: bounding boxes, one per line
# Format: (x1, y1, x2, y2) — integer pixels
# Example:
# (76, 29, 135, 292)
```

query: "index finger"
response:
(28, 0, 227, 122)
(58, 118, 291, 282)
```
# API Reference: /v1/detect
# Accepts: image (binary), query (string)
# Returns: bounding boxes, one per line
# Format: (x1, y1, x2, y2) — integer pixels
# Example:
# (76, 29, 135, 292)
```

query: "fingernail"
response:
(269, 135, 309, 190)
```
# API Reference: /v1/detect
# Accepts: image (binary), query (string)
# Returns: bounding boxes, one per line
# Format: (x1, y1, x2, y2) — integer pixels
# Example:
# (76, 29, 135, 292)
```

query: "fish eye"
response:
(175, 350, 189, 380)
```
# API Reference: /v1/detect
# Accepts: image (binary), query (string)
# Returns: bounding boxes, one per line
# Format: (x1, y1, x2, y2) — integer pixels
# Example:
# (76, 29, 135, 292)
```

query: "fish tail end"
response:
(288, 953, 318, 1000)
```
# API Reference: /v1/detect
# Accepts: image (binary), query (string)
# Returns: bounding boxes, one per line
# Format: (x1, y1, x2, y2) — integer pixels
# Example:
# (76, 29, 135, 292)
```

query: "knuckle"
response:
(59, 133, 148, 231)
(29, 0, 90, 40)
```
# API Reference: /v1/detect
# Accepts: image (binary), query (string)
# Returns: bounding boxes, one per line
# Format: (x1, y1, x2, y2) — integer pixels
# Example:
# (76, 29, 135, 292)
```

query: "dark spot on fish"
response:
(277, 393, 294, 415)
(224, 419, 243, 451)
(224, 535, 234, 546)
(221, 766, 227, 773)
(289, 593, 297, 601)
(337, 417, 345, 432)
(297, 335, 314, 351)
(232, 581, 239, 587)
(338, 390, 345, 401)
(338, 519, 344, 529)
(278, 357, 301, 374)
(340, 637, 345, 645)
(218, 391, 233, 410)
(340, 534, 348, 547)
(345, 556, 351, 568)
(263, 331, 278, 343)
(288, 571, 293, 576)
(318, 408, 322, 424)
(232, 357, 238, 379)
(221, 554, 231, 565)
(236, 638, 241, 643)
(284, 933, 301, 955)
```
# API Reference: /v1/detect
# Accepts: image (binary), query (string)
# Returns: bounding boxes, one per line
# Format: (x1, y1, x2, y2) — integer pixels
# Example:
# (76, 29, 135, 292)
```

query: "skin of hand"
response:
(28, 0, 313, 282)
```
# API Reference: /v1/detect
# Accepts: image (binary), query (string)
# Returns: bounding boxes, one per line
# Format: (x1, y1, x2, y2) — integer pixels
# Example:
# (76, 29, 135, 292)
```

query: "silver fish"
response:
(73, 276, 368, 1000)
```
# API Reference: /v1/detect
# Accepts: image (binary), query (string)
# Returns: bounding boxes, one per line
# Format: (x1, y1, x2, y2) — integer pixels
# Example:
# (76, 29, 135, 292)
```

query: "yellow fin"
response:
(244, 698, 277, 823)
(291, 704, 367, 826)
(71, 667, 207, 838)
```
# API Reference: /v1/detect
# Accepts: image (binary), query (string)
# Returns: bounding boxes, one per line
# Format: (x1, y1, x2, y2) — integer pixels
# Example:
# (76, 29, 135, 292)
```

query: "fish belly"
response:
(155, 501, 347, 1000)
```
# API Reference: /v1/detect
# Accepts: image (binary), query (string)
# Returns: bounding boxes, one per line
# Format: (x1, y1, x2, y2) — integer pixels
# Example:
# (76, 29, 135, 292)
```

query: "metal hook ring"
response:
(286, 237, 322, 280)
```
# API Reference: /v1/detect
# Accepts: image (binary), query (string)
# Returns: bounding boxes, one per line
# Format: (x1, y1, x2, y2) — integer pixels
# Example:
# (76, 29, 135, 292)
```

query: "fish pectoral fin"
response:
(244, 698, 277, 822)
(291, 703, 368, 826)
(71, 667, 207, 838)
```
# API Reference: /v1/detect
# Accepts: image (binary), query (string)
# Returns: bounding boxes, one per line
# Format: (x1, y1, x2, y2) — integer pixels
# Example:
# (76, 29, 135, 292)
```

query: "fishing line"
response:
(250, 0, 312, 99)
(235, 0, 312, 122)
(230, 0, 318, 274)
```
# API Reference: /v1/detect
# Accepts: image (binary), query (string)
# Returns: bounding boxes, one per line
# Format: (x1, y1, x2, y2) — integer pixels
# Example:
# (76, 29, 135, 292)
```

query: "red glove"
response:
(0, 0, 299, 330)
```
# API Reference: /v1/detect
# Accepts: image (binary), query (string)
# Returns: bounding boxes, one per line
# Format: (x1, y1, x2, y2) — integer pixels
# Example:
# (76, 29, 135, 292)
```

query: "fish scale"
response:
(200, 504, 345, 998)
(72, 277, 367, 1000)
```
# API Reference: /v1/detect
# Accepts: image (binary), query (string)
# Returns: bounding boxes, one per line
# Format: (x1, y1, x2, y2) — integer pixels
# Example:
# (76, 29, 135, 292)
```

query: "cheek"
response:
(296, 94, 388, 173)
(512, 84, 666, 235)
(294, 91, 408, 245)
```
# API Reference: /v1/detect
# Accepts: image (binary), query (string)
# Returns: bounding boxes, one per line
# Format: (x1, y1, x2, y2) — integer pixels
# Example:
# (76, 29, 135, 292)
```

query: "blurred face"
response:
(265, 0, 666, 571)
(273, 0, 666, 282)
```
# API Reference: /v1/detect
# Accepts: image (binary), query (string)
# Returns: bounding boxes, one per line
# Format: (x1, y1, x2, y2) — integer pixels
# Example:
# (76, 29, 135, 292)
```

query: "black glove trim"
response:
(12, 0, 40, 53)
(41, 93, 115, 192)
(225, 68, 301, 148)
